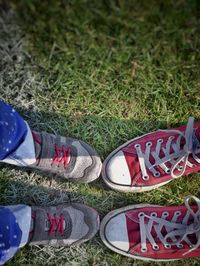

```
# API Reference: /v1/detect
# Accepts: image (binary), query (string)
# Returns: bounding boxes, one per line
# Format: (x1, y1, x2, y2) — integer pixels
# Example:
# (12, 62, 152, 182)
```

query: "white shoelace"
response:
(126, 196, 200, 256)
(134, 117, 200, 180)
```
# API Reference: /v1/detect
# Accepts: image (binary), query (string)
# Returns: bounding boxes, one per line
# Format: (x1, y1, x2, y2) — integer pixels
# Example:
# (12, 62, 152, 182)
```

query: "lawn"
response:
(1, 0, 200, 265)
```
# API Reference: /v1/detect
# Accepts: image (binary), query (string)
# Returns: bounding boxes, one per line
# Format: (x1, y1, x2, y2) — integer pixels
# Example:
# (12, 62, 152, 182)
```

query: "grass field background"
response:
(1, 0, 200, 265)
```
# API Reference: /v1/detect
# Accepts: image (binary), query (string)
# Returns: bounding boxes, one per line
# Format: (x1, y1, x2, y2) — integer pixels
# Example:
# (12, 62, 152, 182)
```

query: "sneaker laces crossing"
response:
(128, 196, 200, 255)
(47, 213, 64, 236)
(51, 145, 71, 169)
(134, 117, 200, 180)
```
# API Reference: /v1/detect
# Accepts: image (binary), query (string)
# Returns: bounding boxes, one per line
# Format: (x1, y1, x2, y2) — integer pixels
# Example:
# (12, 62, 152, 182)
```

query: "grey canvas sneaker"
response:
(31, 131, 102, 183)
(29, 203, 99, 246)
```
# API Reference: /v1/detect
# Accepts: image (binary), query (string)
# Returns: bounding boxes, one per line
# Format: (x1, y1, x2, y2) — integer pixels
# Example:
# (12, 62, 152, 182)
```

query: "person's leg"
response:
(0, 205, 31, 265)
(0, 100, 36, 166)
(0, 100, 27, 159)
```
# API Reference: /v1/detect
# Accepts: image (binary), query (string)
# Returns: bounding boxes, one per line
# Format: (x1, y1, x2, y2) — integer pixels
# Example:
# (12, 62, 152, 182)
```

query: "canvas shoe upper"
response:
(29, 203, 99, 246)
(31, 131, 102, 183)
(100, 196, 200, 261)
(102, 117, 200, 192)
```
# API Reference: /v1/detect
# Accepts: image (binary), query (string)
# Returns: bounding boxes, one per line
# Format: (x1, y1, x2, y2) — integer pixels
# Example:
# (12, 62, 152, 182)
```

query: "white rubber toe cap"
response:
(106, 150, 132, 185)
(105, 213, 129, 252)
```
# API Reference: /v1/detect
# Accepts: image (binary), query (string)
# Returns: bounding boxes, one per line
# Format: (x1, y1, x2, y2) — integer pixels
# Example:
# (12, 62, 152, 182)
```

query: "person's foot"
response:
(100, 195, 200, 261)
(102, 117, 200, 192)
(31, 131, 102, 183)
(29, 203, 99, 246)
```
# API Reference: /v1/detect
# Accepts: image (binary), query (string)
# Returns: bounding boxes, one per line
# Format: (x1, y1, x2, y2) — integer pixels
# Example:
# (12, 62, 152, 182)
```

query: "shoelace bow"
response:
(126, 196, 200, 256)
(47, 213, 64, 236)
(134, 117, 200, 180)
(51, 145, 71, 169)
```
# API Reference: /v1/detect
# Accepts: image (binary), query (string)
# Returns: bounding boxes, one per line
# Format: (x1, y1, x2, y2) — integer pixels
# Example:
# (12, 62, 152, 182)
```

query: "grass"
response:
(0, 0, 200, 265)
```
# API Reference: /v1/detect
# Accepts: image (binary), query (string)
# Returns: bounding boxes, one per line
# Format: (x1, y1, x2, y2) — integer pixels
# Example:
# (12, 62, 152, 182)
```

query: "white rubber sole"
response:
(100, 204, 179, 262)
(102, 132, 172, 192)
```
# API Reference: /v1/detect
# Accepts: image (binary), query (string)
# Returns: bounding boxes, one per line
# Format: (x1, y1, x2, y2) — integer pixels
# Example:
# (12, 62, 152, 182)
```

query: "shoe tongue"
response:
(30, 207, 73, 243)
(44, 219, 66, 231)
(32, 131, 42, 159)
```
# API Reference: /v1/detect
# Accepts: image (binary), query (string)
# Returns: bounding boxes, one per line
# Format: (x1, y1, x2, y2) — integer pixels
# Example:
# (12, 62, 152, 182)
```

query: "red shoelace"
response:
(47, 213, 64, 236)
(51, 145, 71, 169)
(32, 132, 71, 168)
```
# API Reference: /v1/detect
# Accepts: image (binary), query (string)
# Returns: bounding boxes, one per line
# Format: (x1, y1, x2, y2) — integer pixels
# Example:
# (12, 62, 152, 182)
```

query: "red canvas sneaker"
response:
(100, 195, 200, 261)
(102, 117, 200, 192)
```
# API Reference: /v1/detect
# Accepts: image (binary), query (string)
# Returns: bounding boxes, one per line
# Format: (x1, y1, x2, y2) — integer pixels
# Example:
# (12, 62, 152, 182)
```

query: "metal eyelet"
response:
(164, 243, 171, 249)
(169, 136, 175, 140)
(142, 175, 149, 181)
(146, 142, 152, 147)
(151, 212, 157, 217)
(154, 172, 160, 177)
(163, 211, 169, 217)
(134, 143, 141, 149)
(157, 139, 163, 143)
(175, 211, 181, 216)
(141, 247, 147, 252)
(177, 243, 183, 249)
(165, 169, 171, 174)
(138, 212, 145, 218)
(152, 244, 159, 250)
